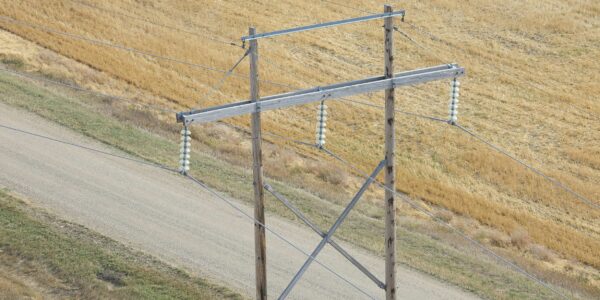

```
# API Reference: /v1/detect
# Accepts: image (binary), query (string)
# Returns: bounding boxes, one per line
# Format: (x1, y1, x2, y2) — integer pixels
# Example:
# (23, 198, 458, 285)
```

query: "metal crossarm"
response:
(278, 159, 386, 299)
(241, 10, 406, 42)
(264, 183, 385, 289)
(176, 64, 465, 124)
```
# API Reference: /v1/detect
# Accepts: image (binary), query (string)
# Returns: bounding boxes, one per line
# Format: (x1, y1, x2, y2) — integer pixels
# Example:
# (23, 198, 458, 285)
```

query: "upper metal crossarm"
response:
(241, 10, 406, 42)
(177, 64, 465, 124)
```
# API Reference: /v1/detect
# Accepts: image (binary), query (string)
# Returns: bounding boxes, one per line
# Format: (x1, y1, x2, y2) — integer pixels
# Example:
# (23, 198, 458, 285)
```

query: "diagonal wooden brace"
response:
(278, 159, 387, 299)
(264, 183, 385, 289)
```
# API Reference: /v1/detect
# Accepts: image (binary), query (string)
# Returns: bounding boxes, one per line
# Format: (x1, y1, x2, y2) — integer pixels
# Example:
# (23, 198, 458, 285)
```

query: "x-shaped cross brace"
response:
(265, 159, 386, 299)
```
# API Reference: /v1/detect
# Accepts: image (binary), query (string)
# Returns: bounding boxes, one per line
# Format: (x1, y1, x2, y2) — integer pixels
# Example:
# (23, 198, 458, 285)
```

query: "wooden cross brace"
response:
(265, 159, 386, 299)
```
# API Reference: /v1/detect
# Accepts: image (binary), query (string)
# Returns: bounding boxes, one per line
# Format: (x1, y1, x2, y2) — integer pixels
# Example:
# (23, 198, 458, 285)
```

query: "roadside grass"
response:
(0, 67, 585, 299)
(0, 188, 244, 300)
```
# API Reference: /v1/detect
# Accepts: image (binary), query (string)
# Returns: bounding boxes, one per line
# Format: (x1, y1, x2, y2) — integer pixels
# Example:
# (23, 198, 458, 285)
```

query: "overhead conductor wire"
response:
(319, 147, 568, 300)
(0, 67, 176, 113)
(311, 3, 598, 209)
(71, 0, 243, 47)
(0, 15, 300, 91)
(0, 120, 376, 299)
(0, 15, 244, 77)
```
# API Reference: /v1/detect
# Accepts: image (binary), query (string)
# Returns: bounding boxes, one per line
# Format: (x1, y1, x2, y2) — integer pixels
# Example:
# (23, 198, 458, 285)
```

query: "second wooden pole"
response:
(249, 27, 267, 300)
(383, 4, 397, 300)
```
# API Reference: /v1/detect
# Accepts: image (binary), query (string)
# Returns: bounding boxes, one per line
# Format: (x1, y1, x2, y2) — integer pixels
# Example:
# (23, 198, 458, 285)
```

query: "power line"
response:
(320, 87, 597, 209)
(320, 0, 375, 15)
(0, 123, 178, 173)
(223, 121, 315, 147)
(70, 0, 243, 48)
(319, 0, 598, 119)
(1, 66, 316, 153)
(0, 67, 177, 113)
(185, 174, 377, 299)
(1, 11, 435, 113)
(399, 20, 599, 120)
(0, 120, 376, 298)
(338, 97, 449, 123)
(218, 102, 590, 296)
(392, 27, 448, 63)
(0, 15, 299, 91)
(0, 15, 243, 77)
(319, 147, 569, 300)
(194, 48, 250, 108)
(213, 117, 570, 298)
(453, 123, 599, 209)
(261, 55, 447, 123)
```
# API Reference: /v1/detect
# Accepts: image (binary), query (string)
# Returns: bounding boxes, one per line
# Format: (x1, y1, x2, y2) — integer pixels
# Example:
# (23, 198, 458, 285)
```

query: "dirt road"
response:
(0, 103, 478, 299)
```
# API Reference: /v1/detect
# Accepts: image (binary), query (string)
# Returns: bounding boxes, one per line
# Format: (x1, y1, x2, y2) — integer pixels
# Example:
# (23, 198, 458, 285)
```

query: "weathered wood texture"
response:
(249, 27, 267, 300)
(384, 4, 397, 300)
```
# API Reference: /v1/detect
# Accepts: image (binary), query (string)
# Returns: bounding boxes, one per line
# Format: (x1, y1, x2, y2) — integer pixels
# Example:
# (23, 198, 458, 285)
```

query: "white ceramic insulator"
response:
(448, 79, 460, 124)
(316, 102, 328, 147)
(179, 127, 192, 173)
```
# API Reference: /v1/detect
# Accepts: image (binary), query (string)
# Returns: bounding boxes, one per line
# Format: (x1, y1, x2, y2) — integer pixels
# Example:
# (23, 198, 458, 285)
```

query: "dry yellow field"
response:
(0, 0, 598, 295)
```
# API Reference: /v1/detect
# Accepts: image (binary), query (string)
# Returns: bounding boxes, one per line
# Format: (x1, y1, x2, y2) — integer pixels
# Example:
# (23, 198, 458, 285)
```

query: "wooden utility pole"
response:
(249, 27, 267, 300)
(383, 4, 397, 300)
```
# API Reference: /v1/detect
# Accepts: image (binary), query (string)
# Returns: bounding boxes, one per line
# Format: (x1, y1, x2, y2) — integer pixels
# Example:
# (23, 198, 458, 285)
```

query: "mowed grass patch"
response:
(0, 68, 580, 299)
(0, 189, 244, 300)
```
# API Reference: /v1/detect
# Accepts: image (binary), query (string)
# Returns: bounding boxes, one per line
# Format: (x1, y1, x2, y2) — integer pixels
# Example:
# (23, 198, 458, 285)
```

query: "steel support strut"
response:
(264, 184, 385, 289)
(278, 159, 387, 299)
